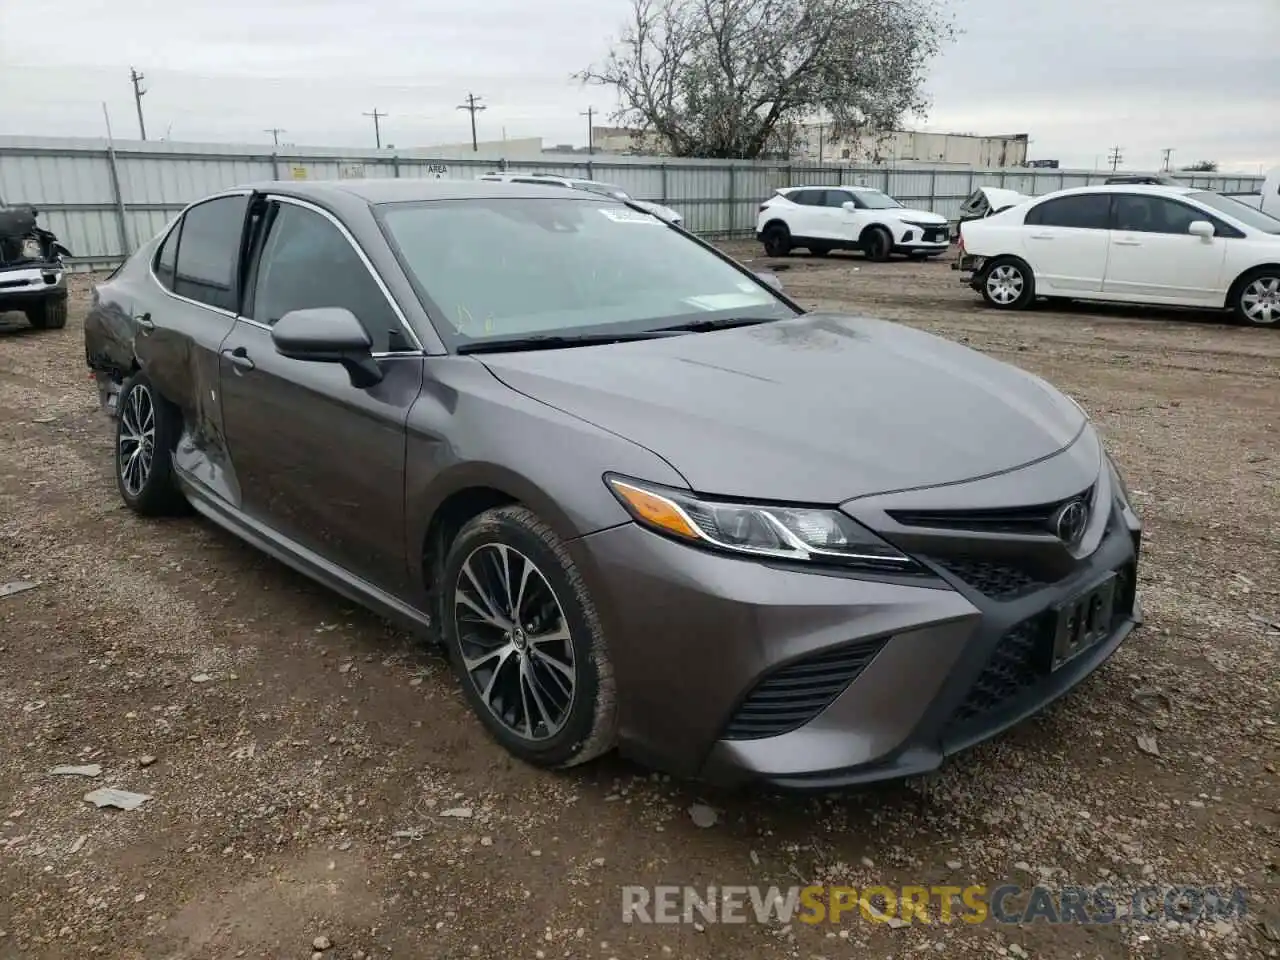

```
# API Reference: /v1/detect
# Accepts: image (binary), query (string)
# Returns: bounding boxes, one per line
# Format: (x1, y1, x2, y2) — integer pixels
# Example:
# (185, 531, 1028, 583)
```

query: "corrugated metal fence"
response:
(0, 135, 1265, 269)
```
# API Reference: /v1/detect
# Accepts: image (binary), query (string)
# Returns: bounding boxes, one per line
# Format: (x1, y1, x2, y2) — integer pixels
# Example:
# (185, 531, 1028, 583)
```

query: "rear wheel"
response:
(1233, 268, 1280, 326)
(26, 295, 68, 330)
(761, 223, 792, 257)
(115, 371, 187, 515)
(979, 257, 1036, 310)
(862, 227, 893, 262)
(442, 505, 617, 770)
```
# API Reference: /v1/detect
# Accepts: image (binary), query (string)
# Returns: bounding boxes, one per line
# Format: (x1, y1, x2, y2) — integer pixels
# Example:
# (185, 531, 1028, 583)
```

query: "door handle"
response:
(220, 347, 255, 372)
(1114, 239, 1142, 246)
(1028, 233, 1054, 240)
(134, 313, 154, 333)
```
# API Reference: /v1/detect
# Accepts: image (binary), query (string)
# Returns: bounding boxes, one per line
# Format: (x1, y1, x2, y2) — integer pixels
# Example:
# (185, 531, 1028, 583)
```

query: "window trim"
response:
(148, 189, 254, 319)
(235, 194, 425, 357)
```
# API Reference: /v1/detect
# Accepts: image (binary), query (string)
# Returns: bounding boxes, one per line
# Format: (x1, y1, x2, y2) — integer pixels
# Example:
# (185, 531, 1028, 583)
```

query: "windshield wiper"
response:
(655, 316, 780, 333)
(456, 330, 682, 355)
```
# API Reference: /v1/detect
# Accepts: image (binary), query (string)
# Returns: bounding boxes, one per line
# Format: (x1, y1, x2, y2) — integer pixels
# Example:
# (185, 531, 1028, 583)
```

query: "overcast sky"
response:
(0, 0, 1275, 173)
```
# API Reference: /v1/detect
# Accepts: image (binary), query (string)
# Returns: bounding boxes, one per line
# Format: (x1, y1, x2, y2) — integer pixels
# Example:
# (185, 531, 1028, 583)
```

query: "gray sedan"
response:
(84, 178, 1143, 788)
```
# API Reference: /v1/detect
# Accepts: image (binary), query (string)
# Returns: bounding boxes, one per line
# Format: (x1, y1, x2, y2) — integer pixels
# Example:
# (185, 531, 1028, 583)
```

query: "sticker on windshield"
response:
(598, 207, 662, 224)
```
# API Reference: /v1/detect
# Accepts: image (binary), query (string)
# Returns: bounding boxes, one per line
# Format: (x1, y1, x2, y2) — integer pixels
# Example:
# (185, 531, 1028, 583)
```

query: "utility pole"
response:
(1161, 147, 1174, 171)
(264, 128, 286, 146)
(129, 67, 148, 141)
(363, 109, 387, 149)
(456, 93, 487, 151)
(581, 106, 595, 155)
(1107, 146, 1123, 171)
(817, 123, 824, 165)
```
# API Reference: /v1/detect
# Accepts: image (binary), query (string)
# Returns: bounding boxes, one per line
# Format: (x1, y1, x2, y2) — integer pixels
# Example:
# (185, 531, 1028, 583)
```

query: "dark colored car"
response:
(0, 204, 72, 330)
(84, 179, 1143, 788)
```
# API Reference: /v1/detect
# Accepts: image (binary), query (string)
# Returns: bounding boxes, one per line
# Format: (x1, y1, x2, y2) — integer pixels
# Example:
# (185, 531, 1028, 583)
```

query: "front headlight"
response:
(19, 238, 42, 260)
(605, 475, 921, 572)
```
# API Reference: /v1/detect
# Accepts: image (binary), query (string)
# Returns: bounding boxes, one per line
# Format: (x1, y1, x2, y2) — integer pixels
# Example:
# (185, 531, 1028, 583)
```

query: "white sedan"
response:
(955, 184, 1280, 326)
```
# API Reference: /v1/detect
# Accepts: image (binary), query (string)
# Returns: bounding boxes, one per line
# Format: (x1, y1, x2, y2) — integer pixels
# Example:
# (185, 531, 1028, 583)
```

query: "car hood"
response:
(479, 313, 1087, 504)
(890, 207, 948, 225)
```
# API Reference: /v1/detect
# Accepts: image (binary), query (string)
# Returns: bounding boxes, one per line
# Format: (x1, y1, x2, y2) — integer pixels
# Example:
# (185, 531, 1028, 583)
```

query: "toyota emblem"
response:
(1052, 499, 1090, 545)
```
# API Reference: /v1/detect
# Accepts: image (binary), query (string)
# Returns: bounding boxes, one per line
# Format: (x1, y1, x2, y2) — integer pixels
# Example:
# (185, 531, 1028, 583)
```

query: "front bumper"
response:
(0, 264, 67, 306)
(571, 480, 1142, 789)
(894, 223, 950, 252)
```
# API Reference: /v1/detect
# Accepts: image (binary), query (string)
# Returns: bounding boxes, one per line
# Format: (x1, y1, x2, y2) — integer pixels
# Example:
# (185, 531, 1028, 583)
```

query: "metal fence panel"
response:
(0, 136, 1265, 265)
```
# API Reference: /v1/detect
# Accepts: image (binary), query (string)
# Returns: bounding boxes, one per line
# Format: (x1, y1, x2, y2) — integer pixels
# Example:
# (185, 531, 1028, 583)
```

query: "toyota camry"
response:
(84, 179, 1143, 788)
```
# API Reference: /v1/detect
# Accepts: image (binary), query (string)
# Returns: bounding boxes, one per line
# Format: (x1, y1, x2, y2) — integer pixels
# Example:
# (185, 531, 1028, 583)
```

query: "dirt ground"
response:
(1, 246, 1278, 960)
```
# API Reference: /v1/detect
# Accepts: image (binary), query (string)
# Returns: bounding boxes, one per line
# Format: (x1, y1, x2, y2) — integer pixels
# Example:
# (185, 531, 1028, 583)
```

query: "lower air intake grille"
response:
(722, 638, 887, 741)
(948, 617, 1045, 727)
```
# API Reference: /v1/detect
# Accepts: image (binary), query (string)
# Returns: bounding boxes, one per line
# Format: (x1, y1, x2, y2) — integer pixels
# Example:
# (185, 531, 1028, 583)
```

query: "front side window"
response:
(1026, 194, 1111, 230)
(172, 195, 249, 311)
(1113, 194, 1209, 234)
(378, 197, 794, 347)
(251, 202, 404, 353)
(825, 191, 854, 208)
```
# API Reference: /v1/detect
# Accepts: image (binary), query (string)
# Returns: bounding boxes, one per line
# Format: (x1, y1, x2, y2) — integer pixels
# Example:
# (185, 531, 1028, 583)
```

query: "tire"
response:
(115, 371, 188, 516)
(26, 295, 68, 330)
(862, 227, 893, 262)
(442, 505, 617, 770)
(1232, 268, 1280, 326)
(979, 256, 1036, 310)
(761, 223, 792, 257)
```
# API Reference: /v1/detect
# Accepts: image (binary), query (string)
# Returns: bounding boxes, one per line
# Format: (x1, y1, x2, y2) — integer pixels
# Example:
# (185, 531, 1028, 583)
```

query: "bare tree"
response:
(576, 0, 954, 159)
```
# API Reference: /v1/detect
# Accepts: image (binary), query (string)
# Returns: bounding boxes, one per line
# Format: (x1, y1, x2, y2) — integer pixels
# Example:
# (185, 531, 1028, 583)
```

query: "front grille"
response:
(722, 638, 887, 741)
(932, 557, 1045, 601)
(889, 486, 1095, 536)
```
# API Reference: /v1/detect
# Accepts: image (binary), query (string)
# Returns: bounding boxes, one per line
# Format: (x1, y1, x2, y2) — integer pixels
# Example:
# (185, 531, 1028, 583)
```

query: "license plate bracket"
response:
(1049, 573, 1118, 671)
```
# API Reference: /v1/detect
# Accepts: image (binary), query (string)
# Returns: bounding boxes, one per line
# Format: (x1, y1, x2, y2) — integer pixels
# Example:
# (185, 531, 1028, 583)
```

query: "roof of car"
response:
(234, 178, 607, 205)
(782, 184, 883, 193)
(1041, 183, 1200, 198)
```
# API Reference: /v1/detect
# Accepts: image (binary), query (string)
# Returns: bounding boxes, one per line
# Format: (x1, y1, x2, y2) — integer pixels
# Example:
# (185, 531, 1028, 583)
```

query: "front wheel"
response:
(862, 227, 893, 262)
(26, 295, 68, 330)
(1234, 269, 1280, 326)
(115, 371, 187, 515)
(979, 257, 1036, 310)
(442, 505, 617, 770)
(761, 224, 792, 257)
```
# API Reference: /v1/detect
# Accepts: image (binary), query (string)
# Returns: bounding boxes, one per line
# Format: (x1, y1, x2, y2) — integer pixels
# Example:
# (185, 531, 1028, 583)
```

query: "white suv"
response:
(477, 173, 683, 226)
(756, 186, 950, 261)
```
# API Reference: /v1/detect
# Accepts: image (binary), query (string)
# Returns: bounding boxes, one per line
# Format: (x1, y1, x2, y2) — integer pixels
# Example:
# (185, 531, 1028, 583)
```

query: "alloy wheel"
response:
(118, 384, 156, 497)
(1241, 276, 1280, 325)
(453, 543, 577, 741)
(986, 264, 1025, 305)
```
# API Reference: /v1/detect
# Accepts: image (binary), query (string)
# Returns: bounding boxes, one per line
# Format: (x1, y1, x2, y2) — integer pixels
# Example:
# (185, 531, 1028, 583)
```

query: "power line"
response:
(129, 67, 147, 141)
(456, 93, 487, 152)
(581, 106, 595, 155)
(362, 109, 386, 149)
(1107, 146, 1123, 171)
(264, 127, 286, 147)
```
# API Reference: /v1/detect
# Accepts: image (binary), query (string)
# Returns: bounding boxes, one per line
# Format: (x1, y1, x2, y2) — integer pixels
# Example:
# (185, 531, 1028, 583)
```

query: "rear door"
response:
(1019, 193, 1113, 293)
(137, 192, 253, 504)
(1102, 193, 1232, 303)
(216, 196, 424, 596)
(782, 189, 826, 239)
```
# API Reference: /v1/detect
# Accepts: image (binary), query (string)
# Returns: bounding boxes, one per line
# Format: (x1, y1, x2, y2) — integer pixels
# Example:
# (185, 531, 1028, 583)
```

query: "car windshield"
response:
(1187, 191, 1280, 234)
(378, 198, 794, 346)
(854, 190, 903, 210)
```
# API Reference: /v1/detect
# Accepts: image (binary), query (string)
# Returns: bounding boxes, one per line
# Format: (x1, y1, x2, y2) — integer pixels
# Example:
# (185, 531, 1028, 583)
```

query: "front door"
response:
(1102, 193, 1230, 303)
(217, 198, 424, 596)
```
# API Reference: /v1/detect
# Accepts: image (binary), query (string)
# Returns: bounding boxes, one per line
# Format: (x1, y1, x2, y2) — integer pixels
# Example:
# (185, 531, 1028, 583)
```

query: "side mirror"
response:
(754, 270, 784, 292)
(1188, 220, 1215, 239)
(271, 307, 384, 389)
(841, 201, 857, 213)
